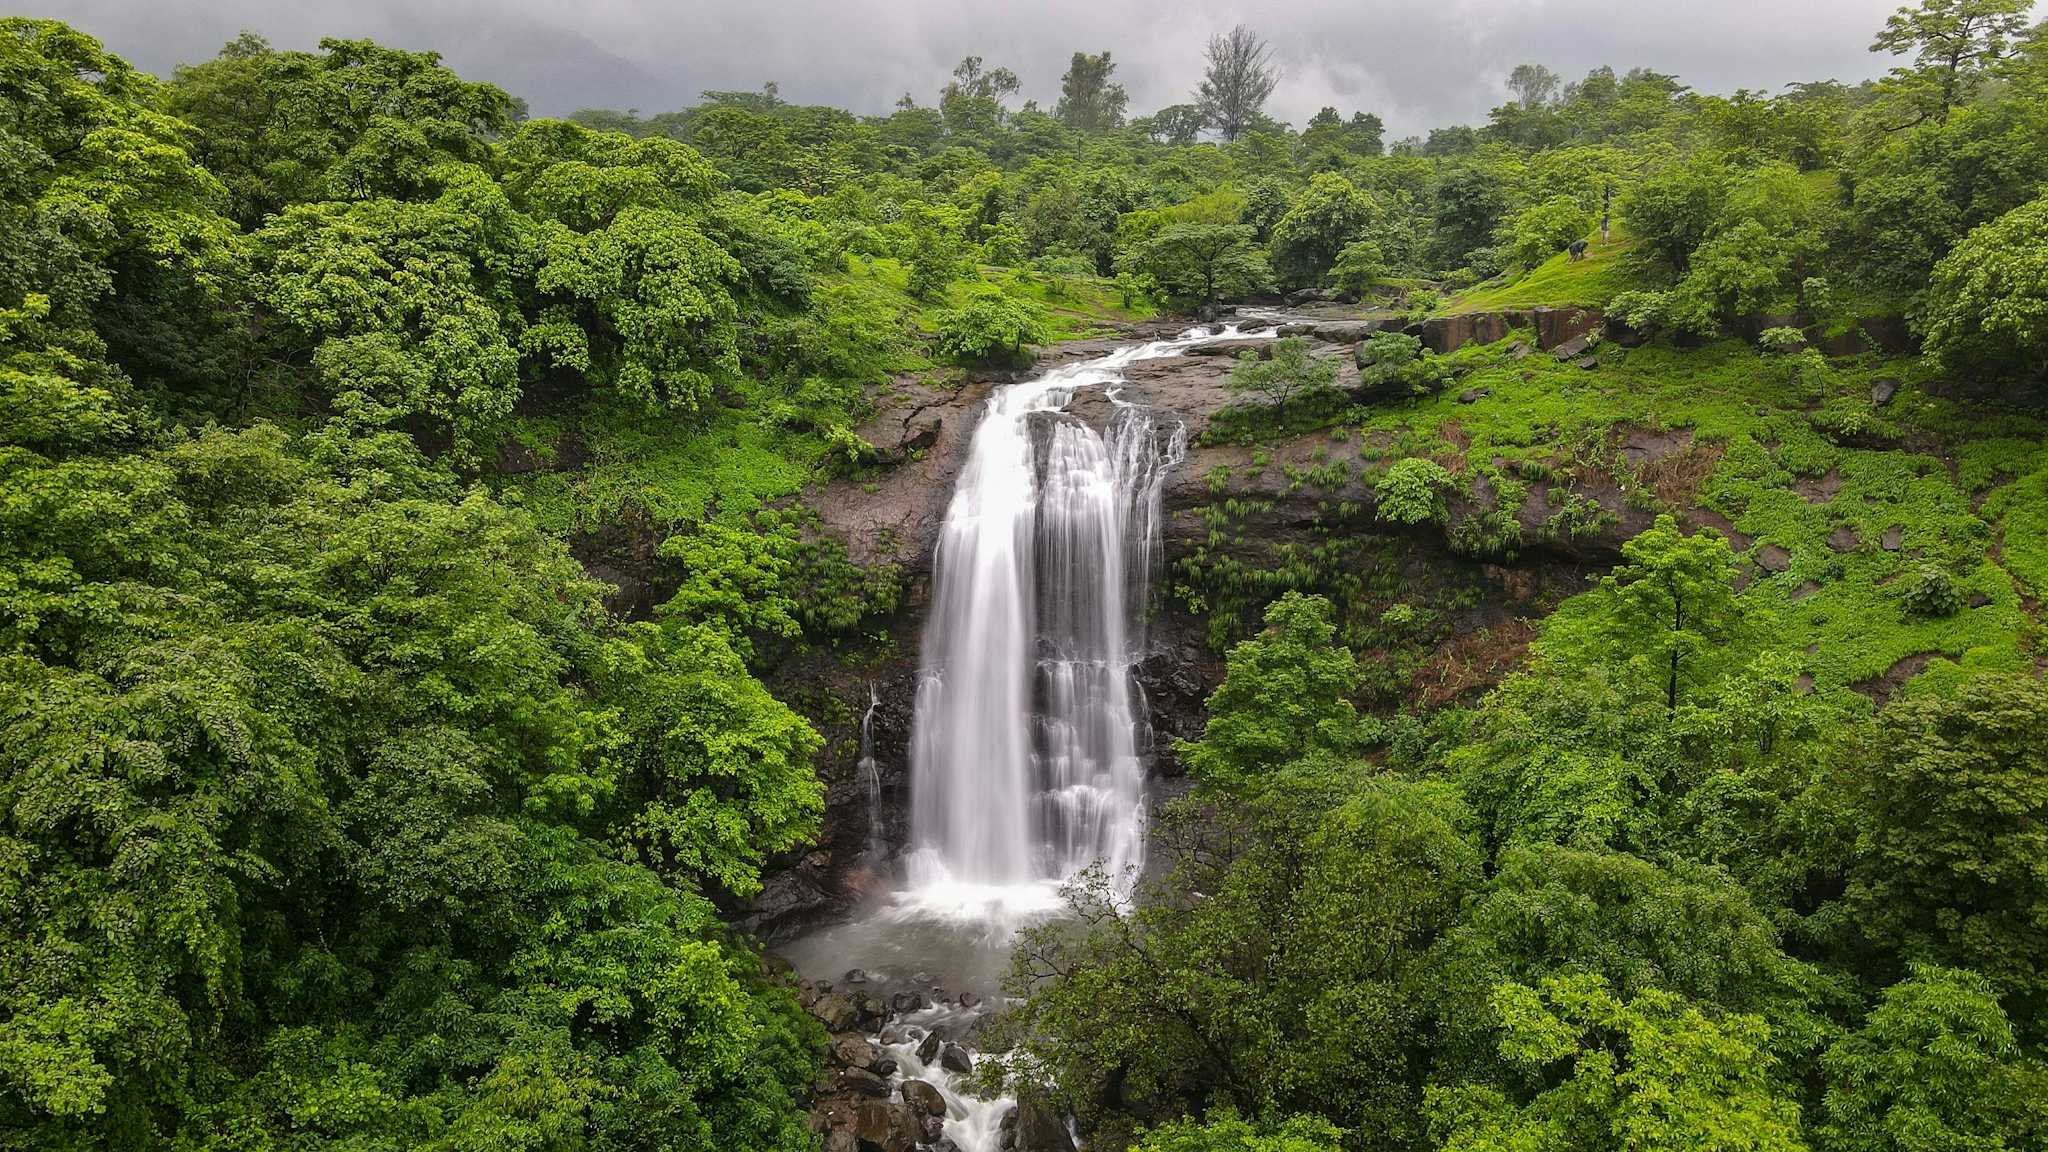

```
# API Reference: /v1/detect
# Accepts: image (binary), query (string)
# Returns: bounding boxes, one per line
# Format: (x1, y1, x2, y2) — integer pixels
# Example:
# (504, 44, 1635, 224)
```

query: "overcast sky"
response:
(29, 0, 1946, 137)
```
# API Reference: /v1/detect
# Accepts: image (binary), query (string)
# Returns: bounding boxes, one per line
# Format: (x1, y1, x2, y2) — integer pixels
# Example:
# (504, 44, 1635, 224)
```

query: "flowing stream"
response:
(782, 322, 1272, 1151)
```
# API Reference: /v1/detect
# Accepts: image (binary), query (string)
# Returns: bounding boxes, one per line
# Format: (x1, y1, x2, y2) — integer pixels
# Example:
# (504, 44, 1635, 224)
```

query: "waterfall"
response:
(857, 683, 883, 863)
(904, 325, 1261, 908)
(779, 322, 1274, 1152)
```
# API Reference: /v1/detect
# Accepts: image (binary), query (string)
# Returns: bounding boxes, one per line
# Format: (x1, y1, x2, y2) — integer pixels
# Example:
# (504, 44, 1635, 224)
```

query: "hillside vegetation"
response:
(4, 5, 2048, 1151)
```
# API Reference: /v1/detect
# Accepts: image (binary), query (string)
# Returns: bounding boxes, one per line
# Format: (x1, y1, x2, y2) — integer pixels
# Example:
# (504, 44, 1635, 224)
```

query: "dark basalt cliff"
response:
(736, 312, 1731, 942)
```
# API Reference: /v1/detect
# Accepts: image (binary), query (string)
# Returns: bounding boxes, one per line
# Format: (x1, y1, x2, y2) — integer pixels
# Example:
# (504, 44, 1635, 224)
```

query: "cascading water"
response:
(779, 323, 1273, 1152)
(857, 683, 883, 863)
(903, 327, 1236, 914)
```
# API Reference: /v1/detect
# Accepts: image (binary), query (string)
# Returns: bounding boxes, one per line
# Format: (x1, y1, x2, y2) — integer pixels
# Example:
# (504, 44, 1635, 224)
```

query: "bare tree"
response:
(1196, 25, 1279, 142)
(1506, 63, 1561, 109)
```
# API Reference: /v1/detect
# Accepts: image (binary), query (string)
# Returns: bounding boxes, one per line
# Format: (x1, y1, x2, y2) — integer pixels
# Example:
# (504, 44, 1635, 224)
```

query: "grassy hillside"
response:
(1444, 227, 1645, 312)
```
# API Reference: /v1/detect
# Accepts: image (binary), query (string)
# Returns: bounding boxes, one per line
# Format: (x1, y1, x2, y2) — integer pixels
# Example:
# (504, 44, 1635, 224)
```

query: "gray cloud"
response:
(26, 0, 1946, 137)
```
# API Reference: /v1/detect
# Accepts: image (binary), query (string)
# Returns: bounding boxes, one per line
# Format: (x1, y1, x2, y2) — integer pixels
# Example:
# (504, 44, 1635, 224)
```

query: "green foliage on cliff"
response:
(12, 2, 2048, 1149)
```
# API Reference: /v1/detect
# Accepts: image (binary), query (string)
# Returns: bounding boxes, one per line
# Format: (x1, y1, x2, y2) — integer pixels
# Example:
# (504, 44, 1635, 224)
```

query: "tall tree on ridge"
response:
(1055, 50, 1129, 130)
(1197, 24, 1279, 142)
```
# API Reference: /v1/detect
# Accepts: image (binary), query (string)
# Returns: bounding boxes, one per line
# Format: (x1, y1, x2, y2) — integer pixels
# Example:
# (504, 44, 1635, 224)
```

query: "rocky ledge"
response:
(749, 307, 1727, 939)
(792, 966, 1073, 1152)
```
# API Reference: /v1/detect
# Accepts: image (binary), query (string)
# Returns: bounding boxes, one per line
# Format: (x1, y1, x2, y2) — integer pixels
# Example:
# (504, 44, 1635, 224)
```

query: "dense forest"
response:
(5, 1, 2048, 1149)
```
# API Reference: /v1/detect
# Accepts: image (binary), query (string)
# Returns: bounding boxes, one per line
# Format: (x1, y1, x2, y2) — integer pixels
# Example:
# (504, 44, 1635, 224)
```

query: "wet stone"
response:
(837, 1067, 890, 1097)
(939, 1042, 974, 1075)
(902, 1078, 947, 1117)
(832, 1034, 877, 1069)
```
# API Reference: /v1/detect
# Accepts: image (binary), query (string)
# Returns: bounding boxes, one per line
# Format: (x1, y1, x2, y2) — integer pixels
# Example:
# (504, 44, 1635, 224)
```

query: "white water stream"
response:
(783, 322, 1274, 1151)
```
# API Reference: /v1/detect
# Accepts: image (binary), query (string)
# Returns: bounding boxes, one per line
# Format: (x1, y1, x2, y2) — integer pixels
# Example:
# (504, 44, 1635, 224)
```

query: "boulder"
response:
(811, 994, 861, 1033)
(1870, 377, 1901, 407)
(852, 1099, 920, 1152)
(958, 991, 982, 1009)
(891, 990, 929, 1014)
(1605, 317, 1648, 348)
(872, 1057, 898, 1078)
(825, 1130, 859, 1152)
(1013, 1096, 1077, 1152)
(844, 969, 870, 985)
(1756, 544, 1793, 573)
(1457, 388, 1490, 404)
(916, 1030, 943, 1064)
(1857, 313, 1916, 354)
(836, 1067, 891, 1098)
(1550, 333, 1595, 361)
(902, 1078, 947, 1117)
(1312, 319, 1398, 343)
(1881, 525, 1904, 551)
(1574, 355, 1598, 370)
(1533, 306, 1603, 350)
(939, 1042, 974, 1075)
(1419, 311, 1515, 354)
(832, 1035, 877, 1069)
(1828, 525, 1861, 553)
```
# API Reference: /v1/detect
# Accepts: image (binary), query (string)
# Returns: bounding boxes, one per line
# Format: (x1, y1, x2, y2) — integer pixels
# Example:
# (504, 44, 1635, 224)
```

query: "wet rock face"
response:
(750, 313, 1683, 943)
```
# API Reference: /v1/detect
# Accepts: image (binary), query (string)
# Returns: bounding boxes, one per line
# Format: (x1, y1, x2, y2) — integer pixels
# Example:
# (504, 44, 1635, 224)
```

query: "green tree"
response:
(1055, 50, 1129, 131)
(166, 33, 517, 223)
(1506, 63, 1562, 109)
(1870, 0, 2034, 127)
(1596, 515, 1740, 714)
(1328, 238, 1386, 299)
(1224, 335, 1340, 424)
(1622, 158, 1730, 272)
(1270, 172, 1384, 286)
(1820, 966, 2048, 1152)
(933, 283, 1048, 364)
(1177, 592, 1369, 789)
(1429, 975, 1807, 1152)
(1839, 675, 2048, 1018)
(1922, 195, 2048, 383)
(1499, 194, 1592, 269)
(995, 776, 1480, 1150)
(1123, 222, 1270, 311)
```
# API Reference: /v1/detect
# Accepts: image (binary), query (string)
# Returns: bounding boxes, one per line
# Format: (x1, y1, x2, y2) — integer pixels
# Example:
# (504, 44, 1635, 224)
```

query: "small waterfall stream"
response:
(857, 683, 884, 864)
(782, 322, 1272, 1152)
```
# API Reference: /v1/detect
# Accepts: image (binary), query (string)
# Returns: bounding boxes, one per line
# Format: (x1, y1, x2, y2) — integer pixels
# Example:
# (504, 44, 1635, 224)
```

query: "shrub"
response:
(1758, 326, 1808, 354)
(1356, 332, 1451, 401)
(1225, 336, 1340, 422)
(1900, 564, 1964, 618)
(934, 285, 1048, 365)
(1375, 457, 1455, 525)
(1328, 239, 1386, 300)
